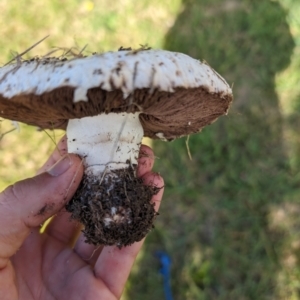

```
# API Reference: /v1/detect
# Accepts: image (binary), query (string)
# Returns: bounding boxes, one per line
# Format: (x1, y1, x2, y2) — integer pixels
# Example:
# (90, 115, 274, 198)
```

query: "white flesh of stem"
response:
(67, 112, 144, 175)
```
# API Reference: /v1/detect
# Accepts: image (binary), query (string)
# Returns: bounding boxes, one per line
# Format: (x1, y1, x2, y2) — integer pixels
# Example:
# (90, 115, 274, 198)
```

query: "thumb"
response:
(0, 154, 83, 268)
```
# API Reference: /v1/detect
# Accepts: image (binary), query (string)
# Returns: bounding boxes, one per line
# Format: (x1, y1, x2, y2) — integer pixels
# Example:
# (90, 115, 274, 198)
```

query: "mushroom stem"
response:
(67, 112, 144, 175)
(65, 112, 157, 247)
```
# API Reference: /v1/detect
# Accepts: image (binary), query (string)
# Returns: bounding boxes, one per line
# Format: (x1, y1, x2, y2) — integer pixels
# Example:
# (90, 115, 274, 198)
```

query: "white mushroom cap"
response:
(0, 49, 233, 140)
(0, 50, 231, 100)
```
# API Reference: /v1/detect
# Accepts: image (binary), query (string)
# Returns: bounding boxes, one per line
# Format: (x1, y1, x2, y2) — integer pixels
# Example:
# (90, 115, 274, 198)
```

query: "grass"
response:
(126, 0, 300, 299)
(1, 0, 300, 299)
(0, 0, 182, 63)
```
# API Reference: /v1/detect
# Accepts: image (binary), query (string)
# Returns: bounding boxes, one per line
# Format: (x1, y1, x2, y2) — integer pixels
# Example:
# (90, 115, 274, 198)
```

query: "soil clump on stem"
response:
(66, 165, 160, 247)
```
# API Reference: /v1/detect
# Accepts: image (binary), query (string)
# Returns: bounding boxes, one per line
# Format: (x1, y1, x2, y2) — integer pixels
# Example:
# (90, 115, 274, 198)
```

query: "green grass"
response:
(0, 0, 181, 64)
(1, 0, 300, 299)
(0, 121, 60, 189)
(126, 1, 300, 299)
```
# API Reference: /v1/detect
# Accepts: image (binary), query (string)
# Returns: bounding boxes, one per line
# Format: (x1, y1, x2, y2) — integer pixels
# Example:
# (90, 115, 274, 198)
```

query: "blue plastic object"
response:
(155, 251, 174, 300)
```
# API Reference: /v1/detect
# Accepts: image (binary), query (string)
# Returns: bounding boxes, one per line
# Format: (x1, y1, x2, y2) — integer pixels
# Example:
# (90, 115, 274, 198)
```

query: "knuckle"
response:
(0, 178, 36, 213)
(2, 182, 24, 205)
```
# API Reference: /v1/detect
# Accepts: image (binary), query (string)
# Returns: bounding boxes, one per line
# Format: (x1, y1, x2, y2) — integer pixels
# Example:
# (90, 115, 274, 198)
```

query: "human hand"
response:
(0, 137, 164, 300)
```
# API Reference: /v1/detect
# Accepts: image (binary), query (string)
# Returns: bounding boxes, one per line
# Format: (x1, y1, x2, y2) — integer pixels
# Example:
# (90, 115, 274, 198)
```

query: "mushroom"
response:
(0, 48, 233, 247)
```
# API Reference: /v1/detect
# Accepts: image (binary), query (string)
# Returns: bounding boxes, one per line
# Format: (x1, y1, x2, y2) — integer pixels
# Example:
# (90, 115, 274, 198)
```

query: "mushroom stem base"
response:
(66, 165, 159, 247)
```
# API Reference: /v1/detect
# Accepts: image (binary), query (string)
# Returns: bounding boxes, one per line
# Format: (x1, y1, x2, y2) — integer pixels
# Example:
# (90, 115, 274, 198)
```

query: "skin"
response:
(0, 137, 164, 300)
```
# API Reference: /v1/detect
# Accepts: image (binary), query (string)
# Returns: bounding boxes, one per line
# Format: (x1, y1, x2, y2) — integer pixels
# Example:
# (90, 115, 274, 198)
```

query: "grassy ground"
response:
(127, 1, 300, 299)
(1, 0, 300, 299)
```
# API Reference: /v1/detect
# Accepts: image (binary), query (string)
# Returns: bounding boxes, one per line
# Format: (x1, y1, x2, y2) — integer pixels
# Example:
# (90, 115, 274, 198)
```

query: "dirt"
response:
(66, 165, 160, 247)
(35, 202, 55, 216)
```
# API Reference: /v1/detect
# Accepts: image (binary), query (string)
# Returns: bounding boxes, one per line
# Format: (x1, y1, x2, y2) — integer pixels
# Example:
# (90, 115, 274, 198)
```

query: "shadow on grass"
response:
(126, 1, 298, 299)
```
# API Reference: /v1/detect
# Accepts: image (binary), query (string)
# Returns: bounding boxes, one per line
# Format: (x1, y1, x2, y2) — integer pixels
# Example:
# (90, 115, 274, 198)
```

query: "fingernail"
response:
(47, 155, 73, 177)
